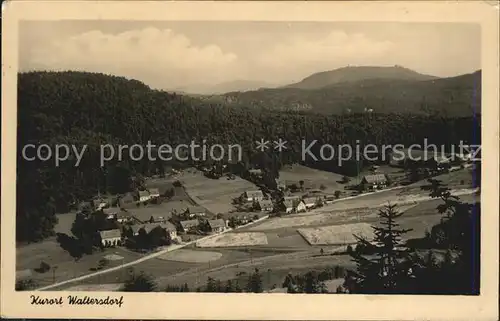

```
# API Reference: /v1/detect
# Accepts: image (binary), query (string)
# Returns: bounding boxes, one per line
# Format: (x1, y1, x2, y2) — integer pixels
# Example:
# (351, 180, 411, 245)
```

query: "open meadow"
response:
(279, 164, 347, 194)
(196, 232, 269, 248)
(16, 240, 143, 288)
(298, 223, 373, 245)
(178, 170, 259, 214)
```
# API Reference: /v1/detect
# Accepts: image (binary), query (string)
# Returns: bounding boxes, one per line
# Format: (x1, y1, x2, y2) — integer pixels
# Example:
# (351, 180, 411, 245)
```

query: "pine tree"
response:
(205, 277, 217, 292)
(122, 271, 157, 292)
(344, 204, 413, 294)
(246, 268, 263, 293)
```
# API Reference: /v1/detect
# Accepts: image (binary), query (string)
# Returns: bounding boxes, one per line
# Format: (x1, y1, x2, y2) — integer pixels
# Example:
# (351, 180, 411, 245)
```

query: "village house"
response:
(92, 198, 108, 211)
(99, 229, 122, 247)
(129, 222, 178, 242)
(185, 206, 206, 218)
(179, 219, 200, 233)
(248, 169, 263, 176)
(242, 190, 264, 202)
(360, 174, 388, 191)
(118, 192, 136, 209)
(257, 199, 274, 212)
(208, 219, 226, 233)
(283, 199, 295, 214)
(137, 190, 151, 203)
(102, 207, 121, 219)
(148, 188, 161, 199)
(129, 206, 172, 224)
(302, 197, 319, 209)
(115, 210, 134, 223)
(295, 200, 307, 213)
(160, 222, 178, 240)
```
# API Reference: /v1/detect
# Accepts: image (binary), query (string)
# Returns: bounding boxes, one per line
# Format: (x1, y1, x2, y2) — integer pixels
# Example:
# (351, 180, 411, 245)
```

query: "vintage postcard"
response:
(1, 0, 499, 320)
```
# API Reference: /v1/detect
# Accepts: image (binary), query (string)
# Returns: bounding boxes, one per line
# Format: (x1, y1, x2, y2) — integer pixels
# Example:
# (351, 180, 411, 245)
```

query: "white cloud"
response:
(253, 30, 395, 82)
(25, 27, 239, 88)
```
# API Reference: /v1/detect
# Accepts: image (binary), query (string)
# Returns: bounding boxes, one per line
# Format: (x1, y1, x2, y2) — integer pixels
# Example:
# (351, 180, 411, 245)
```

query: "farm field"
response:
(57, 247, 283, 290)
(157, 249, 223, 263)
(16, 240, 142, 288)
(196, 232, 269, 248)
(298, 223, 373, 245)
(156, 250, 356, 291)
(248, 203, 418, 231)
(278, 164, 347, 194)
(179, 169, 259, 214)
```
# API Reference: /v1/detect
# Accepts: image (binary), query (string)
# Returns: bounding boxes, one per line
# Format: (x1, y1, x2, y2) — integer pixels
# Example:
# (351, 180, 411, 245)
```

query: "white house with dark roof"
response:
(302, 197, 319, 209)
(159, 222, 178, 240)
(361, 174, 388, 190)
(295, 200, 307, 212)
(180, 219, 200, 233)
(257, 199, 274, 212)
(138, 190, 151, 203)
(148, 188, 160, 199)
(243, 190, 264, 202)
(99, 229, 122, 247)
(102, 207, 121, 219)
(185, 206, 206, 218)
(283, 200, 295, 214)
(207, 219, 226, 233)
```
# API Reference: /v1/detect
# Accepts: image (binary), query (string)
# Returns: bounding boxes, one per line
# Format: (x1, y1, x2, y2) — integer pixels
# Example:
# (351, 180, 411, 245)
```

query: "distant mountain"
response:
(171, 79, 277, 95)
(284, 65, 438, 90)
(221, 69, 481, 116)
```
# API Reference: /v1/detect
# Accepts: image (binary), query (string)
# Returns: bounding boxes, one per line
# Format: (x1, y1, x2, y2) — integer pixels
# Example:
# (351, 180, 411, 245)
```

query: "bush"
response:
(334, 190, 342, 199)
(16, 278, 38, 291)
(35, 261, 51, 273)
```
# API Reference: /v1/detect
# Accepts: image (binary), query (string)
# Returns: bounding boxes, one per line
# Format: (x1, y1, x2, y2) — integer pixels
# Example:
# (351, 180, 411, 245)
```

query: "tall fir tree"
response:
(344, 204, 413, 294)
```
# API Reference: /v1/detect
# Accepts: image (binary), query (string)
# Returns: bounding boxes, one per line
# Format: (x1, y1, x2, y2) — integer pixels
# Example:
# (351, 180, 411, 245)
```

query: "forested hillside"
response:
(284, 66, 437, 89)
(222, 70, 481, 115)
(17, 71, 481, 242)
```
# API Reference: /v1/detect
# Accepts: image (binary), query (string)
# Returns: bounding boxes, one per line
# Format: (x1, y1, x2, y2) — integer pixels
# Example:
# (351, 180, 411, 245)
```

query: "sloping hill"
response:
(285, 66, 437, 90)
(222, 70, 481, 116)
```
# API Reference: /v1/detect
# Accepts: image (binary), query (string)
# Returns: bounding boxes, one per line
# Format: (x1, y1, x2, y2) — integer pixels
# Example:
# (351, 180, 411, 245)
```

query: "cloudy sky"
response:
(19, 21, 480, 91)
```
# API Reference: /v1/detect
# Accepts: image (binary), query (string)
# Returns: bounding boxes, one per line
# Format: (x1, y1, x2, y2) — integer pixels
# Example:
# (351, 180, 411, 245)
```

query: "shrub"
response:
(35, 261, 51, 273)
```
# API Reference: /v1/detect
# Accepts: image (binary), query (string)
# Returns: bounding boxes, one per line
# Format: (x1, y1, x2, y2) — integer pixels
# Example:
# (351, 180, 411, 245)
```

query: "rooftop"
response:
(99, 229, 122, 239)
(362, 174, 388, 184)
(208, 219, 226, 229)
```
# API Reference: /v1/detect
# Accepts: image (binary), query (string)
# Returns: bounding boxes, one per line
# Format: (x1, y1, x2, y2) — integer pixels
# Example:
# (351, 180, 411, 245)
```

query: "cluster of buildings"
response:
(77, 189, 228, 248)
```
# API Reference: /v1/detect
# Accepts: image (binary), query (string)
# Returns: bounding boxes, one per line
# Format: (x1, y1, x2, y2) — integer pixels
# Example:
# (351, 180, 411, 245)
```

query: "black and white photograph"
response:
(2, 1, 498, 320)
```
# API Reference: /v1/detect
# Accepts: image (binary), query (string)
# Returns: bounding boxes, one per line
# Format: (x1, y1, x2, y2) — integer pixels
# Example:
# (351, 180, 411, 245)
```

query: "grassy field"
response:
(56, 247, 284, 290)
(179, 170, 259, 214)
(196, 232, 269, 248)
(157, 249, 223, 263)
(16, 240, 142, 288)
(54, 212, 78, 236)
(279, 164, 347, 194)
(157, 250, 356, 291)
(298, 223, 373, 245)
